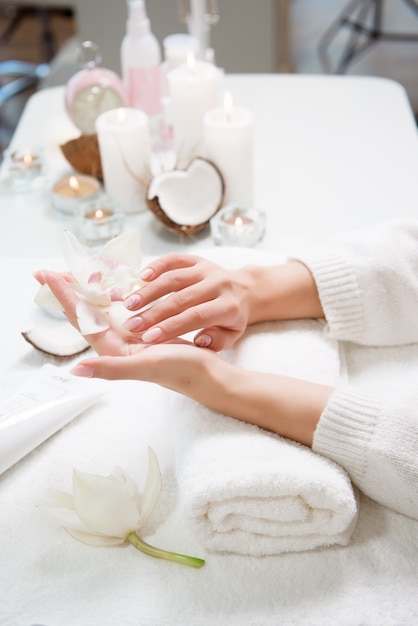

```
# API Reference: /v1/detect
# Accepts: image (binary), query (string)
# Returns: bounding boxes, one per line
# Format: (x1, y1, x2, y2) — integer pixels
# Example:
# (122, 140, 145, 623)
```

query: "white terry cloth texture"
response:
(174, 318, 359, 556)
(1, 254, 418, 626)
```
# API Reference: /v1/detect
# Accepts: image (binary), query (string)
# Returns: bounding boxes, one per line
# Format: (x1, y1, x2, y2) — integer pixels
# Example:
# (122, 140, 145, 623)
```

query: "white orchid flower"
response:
(35, 230, 145, 335)
(49, 448, 204, 568)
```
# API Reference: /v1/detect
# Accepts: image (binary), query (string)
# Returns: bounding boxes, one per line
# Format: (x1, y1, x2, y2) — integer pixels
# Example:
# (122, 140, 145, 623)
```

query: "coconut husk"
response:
(60, 133, 103, 181)
(147, 195, 211, 236)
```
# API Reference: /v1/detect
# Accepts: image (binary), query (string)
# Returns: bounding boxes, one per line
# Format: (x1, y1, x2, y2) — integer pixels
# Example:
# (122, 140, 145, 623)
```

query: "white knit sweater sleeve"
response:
(295, 219, 418, 346)
(294, 219, 418, 519)
(312, 385, 418, 519)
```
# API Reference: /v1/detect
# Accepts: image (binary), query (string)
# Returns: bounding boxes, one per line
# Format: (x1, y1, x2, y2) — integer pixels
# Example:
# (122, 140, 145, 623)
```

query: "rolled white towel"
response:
(174, 319, 358, 556)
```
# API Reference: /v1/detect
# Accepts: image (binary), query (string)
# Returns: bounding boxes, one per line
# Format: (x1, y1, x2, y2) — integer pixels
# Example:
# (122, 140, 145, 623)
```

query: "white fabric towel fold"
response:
(174, 319, 358, 556)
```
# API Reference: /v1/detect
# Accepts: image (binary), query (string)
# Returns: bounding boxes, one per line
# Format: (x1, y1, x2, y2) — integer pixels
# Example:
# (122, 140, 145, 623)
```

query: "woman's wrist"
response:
(175, 355, 333, 447)
(241, 261, 325, 325)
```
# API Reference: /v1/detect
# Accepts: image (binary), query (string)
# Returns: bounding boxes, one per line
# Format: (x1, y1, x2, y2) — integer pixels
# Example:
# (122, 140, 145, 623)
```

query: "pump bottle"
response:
(121, 0, 162, 135)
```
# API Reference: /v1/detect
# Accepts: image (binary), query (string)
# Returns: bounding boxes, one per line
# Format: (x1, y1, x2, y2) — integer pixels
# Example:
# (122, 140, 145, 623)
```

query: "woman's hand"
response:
(122, 254, 325, 352)
(33, 269, 331, 447)
(33, 269, 222, 393)
(122, 254, 254, 351)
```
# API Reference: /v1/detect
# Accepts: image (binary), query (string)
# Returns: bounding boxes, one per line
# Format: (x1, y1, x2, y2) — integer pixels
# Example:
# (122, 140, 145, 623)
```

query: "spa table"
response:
(1, 73, 418, 257)
(1, 74, 418, 626)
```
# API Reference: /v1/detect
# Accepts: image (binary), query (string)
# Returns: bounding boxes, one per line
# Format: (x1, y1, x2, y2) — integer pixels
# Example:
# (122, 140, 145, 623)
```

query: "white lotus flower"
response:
(35, 230, 145, 335)
(49, 448, 204, 568)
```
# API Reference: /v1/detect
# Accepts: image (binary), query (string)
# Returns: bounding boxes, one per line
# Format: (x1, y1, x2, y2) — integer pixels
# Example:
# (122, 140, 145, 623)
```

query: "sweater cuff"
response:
(312, 386, 381, 486)
(294, 250, 365, 342)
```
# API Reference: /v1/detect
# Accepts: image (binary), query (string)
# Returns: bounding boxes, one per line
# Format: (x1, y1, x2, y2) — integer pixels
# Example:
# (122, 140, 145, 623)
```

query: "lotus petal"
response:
(72, 469, 141, 537)
(65, 527, 124, 546)
(138, 447, 162, 527)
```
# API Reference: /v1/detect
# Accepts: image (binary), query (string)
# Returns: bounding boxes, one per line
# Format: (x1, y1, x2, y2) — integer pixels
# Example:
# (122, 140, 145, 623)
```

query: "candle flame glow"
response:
(234, 216, 243, 227)
(69, 176, 80, 192)
(23, 153, 34, 165)
(95, 209, 104, 219)
(117, 108, 126, 123)
(186, 50, 196, 74)
(223, 90, 234, 123)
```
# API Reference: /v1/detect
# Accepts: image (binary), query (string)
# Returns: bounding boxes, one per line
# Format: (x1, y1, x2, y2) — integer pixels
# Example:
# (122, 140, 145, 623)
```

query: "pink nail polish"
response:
(70, 365, 94, 378)
(141, 327, 163, 343)
(195, 335, 212, 348)
(123, 316, 144, 332)
(139, 267, 154, 281)
(125, 294, 142, 309)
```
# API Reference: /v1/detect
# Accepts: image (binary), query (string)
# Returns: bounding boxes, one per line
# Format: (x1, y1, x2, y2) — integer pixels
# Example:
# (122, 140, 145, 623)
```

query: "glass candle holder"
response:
(210, 204, 265, 247)
(51, 174, 101, 215)
(77, 195, 124, 247)
(4, 145, 48, 191)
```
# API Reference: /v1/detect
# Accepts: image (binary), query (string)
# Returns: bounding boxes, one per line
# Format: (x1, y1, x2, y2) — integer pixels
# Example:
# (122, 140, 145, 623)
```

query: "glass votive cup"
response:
(3, 145, 48, 191)
(51, 174, 101, 215)
(77, 195, 124, 247)
(210, 204, 266, 247)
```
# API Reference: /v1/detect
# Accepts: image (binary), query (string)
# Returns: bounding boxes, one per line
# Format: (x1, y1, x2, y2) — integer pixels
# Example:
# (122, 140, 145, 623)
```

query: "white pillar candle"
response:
(95, 107, 151, 214)
(167, 53, 220, 166)
(203, 91, 254, 207)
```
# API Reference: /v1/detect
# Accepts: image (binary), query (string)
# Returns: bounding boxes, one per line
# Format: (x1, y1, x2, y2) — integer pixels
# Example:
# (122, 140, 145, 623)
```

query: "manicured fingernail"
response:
(195, 334, 212, 348)
(70, 365, 94, 378)
(139, 267, 154, 280)
(141, 327, 163, 343)
(123, 316, 144, 332)
(124, 293, 142, 309)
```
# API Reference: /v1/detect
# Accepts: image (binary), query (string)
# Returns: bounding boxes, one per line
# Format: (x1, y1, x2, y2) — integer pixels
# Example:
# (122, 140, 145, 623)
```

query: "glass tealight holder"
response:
(3, 145, 49, 191)
(210, 204, 266, 247)
(77, 195, 124, 247)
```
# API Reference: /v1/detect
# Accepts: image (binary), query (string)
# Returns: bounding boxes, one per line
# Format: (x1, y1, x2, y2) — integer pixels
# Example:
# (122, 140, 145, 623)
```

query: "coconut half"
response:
(22, 324, 90, 359)
(147, 157, 224, 235)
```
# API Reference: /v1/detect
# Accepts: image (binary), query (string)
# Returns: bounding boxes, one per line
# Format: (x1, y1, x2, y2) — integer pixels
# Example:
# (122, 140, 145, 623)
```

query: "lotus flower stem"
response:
(126, 532, 205, 568)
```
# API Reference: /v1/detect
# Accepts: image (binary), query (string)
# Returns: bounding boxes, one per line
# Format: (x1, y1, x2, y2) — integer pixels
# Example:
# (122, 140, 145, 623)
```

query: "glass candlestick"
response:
(210, 204, 265, 247)
(77, 195, 124, 247)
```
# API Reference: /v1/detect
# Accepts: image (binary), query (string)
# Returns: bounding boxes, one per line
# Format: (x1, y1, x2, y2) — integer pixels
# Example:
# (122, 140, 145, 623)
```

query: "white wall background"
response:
(56, 0, 418, 111)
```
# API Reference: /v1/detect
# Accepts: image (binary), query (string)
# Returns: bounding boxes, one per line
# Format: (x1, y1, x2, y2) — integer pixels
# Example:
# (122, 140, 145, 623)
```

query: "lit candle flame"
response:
(69, 176, 80, 193)
(95, 209, 104, 219)
(223, 90, 234, 123)
(117, 108, 126, 123)
(234, 216, 243, 227)
(23, 153, 34, 165)
(187, 50, 196, 74)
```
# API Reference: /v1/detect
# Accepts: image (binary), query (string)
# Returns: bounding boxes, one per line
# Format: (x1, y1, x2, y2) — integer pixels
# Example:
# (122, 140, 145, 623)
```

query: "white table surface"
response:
(1, 73, 418, 258)
(1, 75, 418, 626)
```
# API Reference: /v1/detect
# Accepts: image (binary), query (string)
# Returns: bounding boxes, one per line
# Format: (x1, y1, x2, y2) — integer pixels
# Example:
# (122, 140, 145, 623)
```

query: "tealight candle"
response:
(203, 90, 254, 207)
(51, 174, 100, 214)
(210, 204, 265, 247)
(77, 195, 124, 246)
(96, 107, 151, 214)
(167, 51, 221, 165)
(5, 146, 47, 191)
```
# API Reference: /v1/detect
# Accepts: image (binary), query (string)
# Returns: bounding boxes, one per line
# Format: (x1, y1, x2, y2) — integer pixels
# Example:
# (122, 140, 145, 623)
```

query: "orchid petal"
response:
(76, 300, 109, 335)
(64, 527, 125, 546)
(72, 469, 142, 537)
(34, 283, 63, 312)
(138, 447, 162, 527)
(63, 231, 90, 283)
(99, 232, 142, 268)
(108, 301, 133, 335)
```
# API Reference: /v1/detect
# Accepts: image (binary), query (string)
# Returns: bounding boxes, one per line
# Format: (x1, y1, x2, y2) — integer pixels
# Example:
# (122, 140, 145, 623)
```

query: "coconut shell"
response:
(147, 195, 213, 236)
(60, 134, 103, 181)
(146, 158, 225, 236)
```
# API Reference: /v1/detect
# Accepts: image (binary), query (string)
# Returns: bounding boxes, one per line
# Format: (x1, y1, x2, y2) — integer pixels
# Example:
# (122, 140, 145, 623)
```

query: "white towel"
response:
(174, 319, 358, 556)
